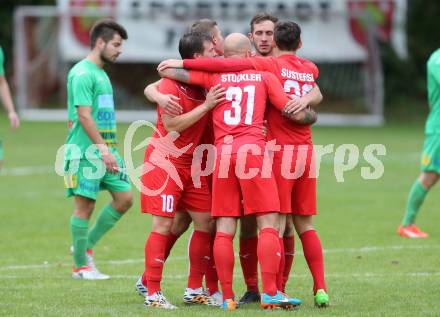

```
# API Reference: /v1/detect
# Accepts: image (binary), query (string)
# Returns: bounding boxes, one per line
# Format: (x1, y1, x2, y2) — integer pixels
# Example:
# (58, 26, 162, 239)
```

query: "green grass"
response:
(0, 117, 439, 316)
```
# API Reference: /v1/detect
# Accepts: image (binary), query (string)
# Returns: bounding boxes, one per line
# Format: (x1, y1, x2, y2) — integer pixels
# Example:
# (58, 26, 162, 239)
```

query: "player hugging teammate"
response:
(139, 13, 329, 310)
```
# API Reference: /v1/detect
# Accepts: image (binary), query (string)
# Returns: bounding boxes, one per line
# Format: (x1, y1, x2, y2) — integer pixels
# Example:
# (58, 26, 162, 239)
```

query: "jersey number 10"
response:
(224, 85, 255, 125)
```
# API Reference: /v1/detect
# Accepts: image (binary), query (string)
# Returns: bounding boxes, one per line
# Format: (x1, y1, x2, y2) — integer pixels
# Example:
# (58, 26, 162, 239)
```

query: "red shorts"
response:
(140, 163, 211, 218)
(211, 153, 280, 217)
(273, 145, 317, 215)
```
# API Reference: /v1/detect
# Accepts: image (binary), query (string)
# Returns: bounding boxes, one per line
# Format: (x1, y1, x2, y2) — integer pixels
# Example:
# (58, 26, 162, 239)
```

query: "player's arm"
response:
(76, 106, 118, 173)
(0, 76, 20, 130)
(162, 84, 225, 133)
(283, 106, 317, 125)
(72, 73, 118, 173)
(265, 72, 317, 125)
(144, 79, 182, 116)
(158, 68, 212, 90)
(306, 85, 323, 107)
(158, 57, 255, 73)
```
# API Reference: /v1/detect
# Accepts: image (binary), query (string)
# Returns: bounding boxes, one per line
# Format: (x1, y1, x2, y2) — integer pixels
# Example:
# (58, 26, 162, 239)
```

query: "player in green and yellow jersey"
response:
(64, 19, 132, 279)
(0, 45, 20, 169)
(398, 48, 440, 238)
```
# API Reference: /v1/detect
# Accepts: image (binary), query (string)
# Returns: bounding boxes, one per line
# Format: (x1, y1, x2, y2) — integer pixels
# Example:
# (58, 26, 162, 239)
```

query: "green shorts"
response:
(64, 149, 131, 200)
(420, 134, 440, 173)
(0, 140, 3, 161)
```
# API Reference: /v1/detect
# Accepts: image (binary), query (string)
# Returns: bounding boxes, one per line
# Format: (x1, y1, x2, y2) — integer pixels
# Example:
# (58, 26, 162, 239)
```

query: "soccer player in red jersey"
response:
(239, 12, 307, 305)
(158, 21, 328, 307)
(140, 32, 226, 309)
(235, 13, 280, 304)
(179, 19, 224, 300)
(159, 33, 305, 311)
(143, 20, 224, 302)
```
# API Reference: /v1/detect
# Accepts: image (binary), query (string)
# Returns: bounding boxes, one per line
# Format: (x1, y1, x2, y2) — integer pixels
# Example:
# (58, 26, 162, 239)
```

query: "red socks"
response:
(187, 230, 212, 289)
(283, 235, 295, 290)
(214, 232, 235, 300)
(205, 235, 219, 294)
(258, 228, 280, 296)
(239, 236, 259, 293)
(164, 232, 179, 260)
(142, 232, 179, 287)
(300, 229, 326, 293)
(276, 237, 285, 291)
(144, 231, 168, 295)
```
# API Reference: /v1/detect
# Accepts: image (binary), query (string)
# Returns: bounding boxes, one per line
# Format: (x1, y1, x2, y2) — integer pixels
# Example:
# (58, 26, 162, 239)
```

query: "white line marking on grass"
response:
(322, 244, 440, 254)
(2, 165, 53, 176)
(0, 264, 52, 270)
(110, 272, 440, 279)
(0, 244, 438, 272)
(2, 272, 440, 280)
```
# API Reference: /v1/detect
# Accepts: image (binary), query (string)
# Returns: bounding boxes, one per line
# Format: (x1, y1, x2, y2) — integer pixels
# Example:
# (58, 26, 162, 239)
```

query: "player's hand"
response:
(101, 151, 119, 174)
(8, 111, 20, 130)
(283, 107, 318, 125)
(204, 84, 226, 110)
(157, 59, 184, 72)
(283, 95, 309, 115)
(157, 94, 183, 117)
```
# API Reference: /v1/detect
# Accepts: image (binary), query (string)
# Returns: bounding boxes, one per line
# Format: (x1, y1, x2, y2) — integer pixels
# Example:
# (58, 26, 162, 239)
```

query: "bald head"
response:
(223, 33, 252, 58)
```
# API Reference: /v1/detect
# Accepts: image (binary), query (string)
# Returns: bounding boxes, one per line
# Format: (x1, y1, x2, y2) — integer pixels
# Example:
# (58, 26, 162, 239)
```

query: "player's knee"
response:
(74, 204, 94, 219)
(152, 216, 173, 235)
(216, 218, 237, 235)
(293, 215, 314, 235)
(74, 196, 95, 218)
(193, 217, 213, 233)
(256, 213, 280, 232)
(124, 195, 134, 210)
(114, 194, 133, 213)
(284, 218, 295, 237)
(171, 219, 190, 237)
(240, 217, 258, 238)
(419, 172, 440, 190)
(208, 218, 216, 233)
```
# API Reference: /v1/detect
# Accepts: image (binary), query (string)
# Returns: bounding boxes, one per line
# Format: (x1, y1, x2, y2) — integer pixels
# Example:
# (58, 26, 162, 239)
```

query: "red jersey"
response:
(187, 70, 290, 154)
(145, 78, 208, 168)
(184, 55, 319, 145)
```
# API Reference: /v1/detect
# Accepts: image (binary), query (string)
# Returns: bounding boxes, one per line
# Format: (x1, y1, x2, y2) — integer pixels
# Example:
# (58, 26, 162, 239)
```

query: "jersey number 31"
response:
(224, 85, 255, 125)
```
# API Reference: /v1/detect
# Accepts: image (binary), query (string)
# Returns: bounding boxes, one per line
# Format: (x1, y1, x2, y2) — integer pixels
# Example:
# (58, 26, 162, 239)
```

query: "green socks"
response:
(402, 180, 428, 226)
(71, 205, 123, 268)
(86, 204, 123, 250)
(70, 216, 89, 268)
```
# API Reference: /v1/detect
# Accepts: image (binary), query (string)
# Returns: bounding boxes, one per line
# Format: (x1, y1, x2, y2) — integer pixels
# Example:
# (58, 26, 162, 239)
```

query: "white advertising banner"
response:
(58, 0, 407, 63)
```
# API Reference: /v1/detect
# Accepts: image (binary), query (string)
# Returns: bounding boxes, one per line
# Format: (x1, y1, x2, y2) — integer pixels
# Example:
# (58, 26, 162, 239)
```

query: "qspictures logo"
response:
(55, 120, 387, 196)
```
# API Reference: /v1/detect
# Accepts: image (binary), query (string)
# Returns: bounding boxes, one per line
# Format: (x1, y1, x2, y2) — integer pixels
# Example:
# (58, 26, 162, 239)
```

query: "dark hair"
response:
(178, 32, 213, 59)
(274, 21, 301, 51)
(90, 19, 128, 49)
(190, 19, 218, 37)
(250, 12, 278, 33)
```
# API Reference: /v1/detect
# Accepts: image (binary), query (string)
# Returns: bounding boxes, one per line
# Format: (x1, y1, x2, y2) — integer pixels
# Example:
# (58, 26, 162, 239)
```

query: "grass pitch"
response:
(0, 117, 439, 316)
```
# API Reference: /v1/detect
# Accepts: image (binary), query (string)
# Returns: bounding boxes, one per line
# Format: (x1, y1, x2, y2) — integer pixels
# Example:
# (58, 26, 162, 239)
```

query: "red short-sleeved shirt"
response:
(187, 70, 289, 154)
(250, 55, 318, 145)
(184, 54, 319, 145)
(145, 78, 208, 168)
